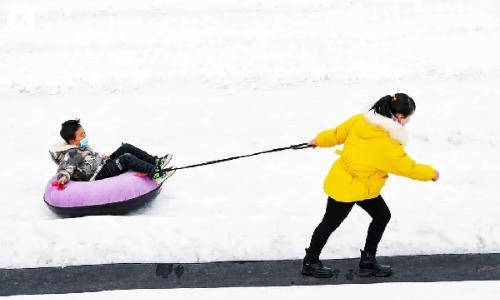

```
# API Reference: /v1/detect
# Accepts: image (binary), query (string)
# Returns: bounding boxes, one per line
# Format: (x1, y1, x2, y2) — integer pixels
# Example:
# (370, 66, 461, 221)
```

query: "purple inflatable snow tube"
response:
(44, 171, 161, 217)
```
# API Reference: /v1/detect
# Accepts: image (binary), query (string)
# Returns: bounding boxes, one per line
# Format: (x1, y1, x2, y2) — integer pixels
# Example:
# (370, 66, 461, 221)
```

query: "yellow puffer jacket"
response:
(315, 111, 436, 202)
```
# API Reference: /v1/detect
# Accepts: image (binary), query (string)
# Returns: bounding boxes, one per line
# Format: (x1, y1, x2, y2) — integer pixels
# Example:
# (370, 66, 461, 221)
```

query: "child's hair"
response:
(370, 93, 416, 118)
(60, 119, 82, 143)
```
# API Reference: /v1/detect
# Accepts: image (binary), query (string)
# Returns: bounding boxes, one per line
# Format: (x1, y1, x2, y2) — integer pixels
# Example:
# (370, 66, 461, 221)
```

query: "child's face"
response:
(69, 127, 86, 145)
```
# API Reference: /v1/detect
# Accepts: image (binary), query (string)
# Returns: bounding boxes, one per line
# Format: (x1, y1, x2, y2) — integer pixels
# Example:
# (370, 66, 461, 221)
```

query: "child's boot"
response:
(156, 153, 173, 170)
(151, 167, 176, 185)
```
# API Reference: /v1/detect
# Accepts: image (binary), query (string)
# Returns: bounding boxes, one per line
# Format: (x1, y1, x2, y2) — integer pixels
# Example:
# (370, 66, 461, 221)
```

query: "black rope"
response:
(163, 142, 312, 172)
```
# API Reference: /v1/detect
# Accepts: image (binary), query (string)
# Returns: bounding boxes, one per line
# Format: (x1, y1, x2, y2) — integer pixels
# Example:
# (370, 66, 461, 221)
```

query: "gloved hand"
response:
(51, 180, 66, 191)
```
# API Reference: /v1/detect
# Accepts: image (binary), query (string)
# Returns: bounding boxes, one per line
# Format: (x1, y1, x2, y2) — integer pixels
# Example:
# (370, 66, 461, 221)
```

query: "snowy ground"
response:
(9, 281, 500, 300)
(1, 0, 500, 269)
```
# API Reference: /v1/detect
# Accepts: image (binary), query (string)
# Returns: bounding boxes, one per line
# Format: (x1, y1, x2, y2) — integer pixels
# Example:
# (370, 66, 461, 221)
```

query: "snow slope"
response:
(1, 0, 499, 268)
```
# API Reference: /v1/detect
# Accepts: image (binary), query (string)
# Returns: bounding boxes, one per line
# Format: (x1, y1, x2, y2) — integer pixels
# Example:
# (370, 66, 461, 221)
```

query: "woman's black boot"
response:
(301, 248, 333, 278)
(359, 249, 392, 277)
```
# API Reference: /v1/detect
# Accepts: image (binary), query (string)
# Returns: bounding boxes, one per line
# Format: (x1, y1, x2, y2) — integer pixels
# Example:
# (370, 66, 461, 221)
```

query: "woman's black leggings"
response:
(306, 196, 391, 262)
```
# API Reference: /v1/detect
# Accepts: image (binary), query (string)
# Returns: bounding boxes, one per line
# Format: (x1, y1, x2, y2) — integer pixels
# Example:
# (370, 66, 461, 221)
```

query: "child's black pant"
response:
(95, 143, 157, 180)
(306, 196, 391, 262)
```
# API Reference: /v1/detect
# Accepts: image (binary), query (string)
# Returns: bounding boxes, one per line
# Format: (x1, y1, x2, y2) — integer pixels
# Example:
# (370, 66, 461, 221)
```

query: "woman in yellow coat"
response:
(302, 93, 439, 278)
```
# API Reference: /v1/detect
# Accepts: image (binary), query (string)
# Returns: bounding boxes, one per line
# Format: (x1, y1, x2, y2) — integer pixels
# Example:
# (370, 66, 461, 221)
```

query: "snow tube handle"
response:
(51, 181, 66, 191)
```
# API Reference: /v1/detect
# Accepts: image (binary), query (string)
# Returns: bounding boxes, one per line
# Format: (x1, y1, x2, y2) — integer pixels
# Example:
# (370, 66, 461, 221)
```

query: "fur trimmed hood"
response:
(49, 140, 78, 164)
(362, 109, 408, 145)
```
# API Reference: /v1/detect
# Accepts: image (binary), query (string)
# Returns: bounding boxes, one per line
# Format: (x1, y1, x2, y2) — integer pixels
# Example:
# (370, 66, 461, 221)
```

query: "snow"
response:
(1, 0, 500, 269)
(8, 281, 500, 300)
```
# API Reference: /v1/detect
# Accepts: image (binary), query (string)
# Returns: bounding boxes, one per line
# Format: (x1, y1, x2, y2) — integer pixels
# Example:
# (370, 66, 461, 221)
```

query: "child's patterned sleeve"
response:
(56, 152, 76, 181)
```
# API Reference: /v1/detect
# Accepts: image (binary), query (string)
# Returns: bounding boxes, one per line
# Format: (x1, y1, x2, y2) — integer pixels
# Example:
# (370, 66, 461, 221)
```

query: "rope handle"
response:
(290, 142, 312, 150)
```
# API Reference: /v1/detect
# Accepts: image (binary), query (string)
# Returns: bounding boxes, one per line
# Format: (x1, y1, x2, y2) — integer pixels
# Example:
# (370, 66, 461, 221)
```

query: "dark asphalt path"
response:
(1, 253, 500, 296)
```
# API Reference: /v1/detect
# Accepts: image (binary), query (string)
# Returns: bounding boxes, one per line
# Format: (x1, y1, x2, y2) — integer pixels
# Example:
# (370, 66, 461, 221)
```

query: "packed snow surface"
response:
(9, 281, 500, 300)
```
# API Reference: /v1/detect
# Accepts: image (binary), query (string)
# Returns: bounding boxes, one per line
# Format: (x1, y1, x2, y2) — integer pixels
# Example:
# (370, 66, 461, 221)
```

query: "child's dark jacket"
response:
(49, 140, 104, 182)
